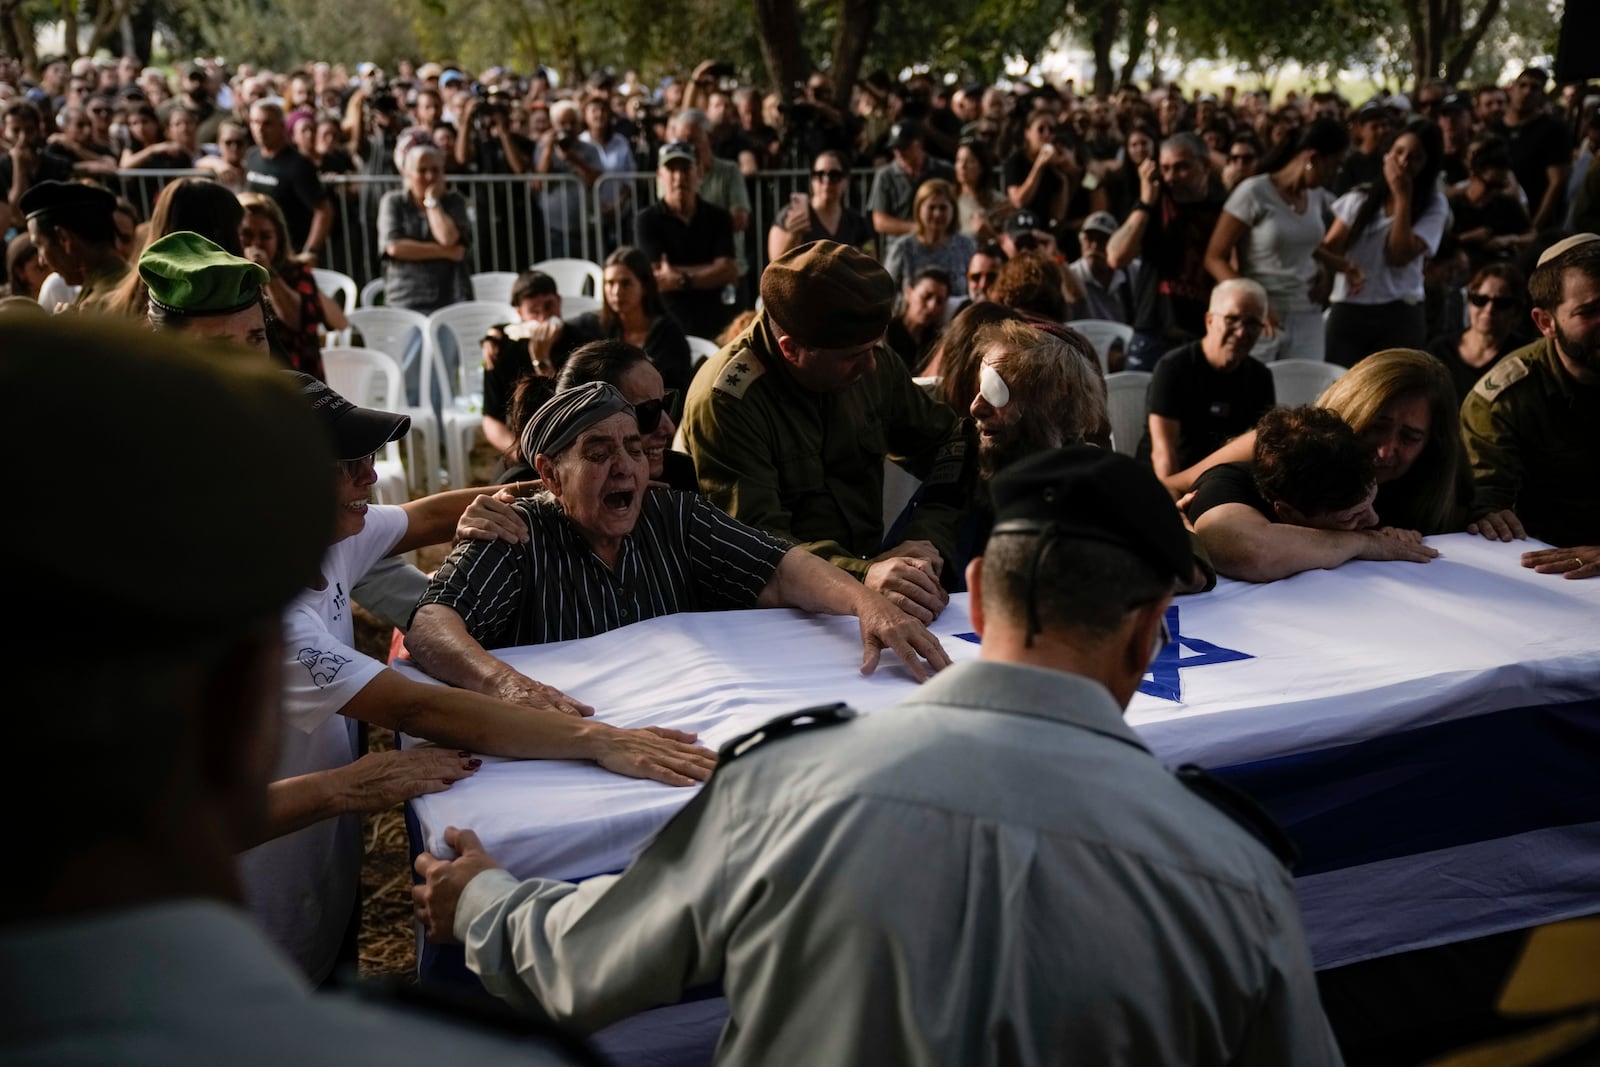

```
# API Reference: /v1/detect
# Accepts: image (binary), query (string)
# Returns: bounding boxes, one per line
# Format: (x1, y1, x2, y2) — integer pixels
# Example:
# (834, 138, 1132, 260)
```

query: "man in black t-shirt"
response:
(1106, 132, 1224, 371)
(1142, 279, 1276, 491)
(1, 101, 75, 234)
(636, 140, 737, 341)
(245, 100, 332, 260)
(1503, 68, 1572, 231)
(1185, 406, 1438, 582)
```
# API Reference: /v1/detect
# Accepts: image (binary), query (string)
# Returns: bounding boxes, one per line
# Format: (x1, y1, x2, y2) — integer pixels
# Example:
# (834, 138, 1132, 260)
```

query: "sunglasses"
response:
(968, 270, 997, 284)
(633, 389, 680, 434)
(1467, 292, 1517, 311)
(811, 169, 847, 182)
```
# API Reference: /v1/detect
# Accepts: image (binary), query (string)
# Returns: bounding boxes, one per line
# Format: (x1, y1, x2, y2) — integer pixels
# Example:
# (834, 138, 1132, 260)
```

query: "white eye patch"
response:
(979, 363, 1011, 408)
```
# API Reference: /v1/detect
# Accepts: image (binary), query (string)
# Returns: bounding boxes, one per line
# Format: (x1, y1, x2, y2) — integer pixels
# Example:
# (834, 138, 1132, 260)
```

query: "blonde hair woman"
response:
(882, 178, 977, 296)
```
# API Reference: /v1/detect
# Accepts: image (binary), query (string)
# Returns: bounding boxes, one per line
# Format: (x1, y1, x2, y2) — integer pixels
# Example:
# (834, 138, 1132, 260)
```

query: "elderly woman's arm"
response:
(756, 547, 952, 682)
(406, 603, 595, 717)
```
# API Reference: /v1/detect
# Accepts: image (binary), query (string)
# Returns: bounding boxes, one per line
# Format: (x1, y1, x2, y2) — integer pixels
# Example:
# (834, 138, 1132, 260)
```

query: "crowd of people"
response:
(4, 44, 1599, 1067)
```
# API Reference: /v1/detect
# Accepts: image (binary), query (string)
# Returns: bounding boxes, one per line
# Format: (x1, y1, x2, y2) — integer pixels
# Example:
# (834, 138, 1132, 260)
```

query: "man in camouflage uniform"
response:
(680, 240, 967, 623)
(1461, 233, 1600, 579)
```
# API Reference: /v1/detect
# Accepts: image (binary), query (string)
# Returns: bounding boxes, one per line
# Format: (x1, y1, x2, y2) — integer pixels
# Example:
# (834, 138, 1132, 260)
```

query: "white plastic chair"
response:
(558, 294, 602, 318)
(311, 267, 358, 313)
(322, 347, 412, 513)
(425, 301, 512, 490)
(469, 271, 519, 305)
(359, 277, 386, 307)
(531, 257, 602, 297)
(1065, 318, 1134, 375)
(1269, 359, 1346, 408)
(346, 307, 440, 494)
(685, 334, 720, 372)
(1104, 370, 1152, 457)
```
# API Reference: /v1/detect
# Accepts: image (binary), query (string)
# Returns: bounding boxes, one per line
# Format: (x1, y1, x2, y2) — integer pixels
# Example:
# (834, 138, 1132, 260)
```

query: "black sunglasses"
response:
(633, 389, 680, 434)
(967, 269, 998, 283)
(1467, 292, 1517, 310)
(811, 169, 847, 182)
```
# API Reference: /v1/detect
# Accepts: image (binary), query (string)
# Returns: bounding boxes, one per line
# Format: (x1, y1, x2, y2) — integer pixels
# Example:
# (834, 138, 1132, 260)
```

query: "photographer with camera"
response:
(459, 88, 532, 176)
(534, 100, 603, 259)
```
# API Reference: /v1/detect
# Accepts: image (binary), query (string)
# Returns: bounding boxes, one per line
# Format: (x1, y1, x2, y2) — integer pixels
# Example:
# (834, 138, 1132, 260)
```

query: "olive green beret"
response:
(760, 240, 896, 349)
(1, 315, 335, 647)
(138, 230, 270, 317)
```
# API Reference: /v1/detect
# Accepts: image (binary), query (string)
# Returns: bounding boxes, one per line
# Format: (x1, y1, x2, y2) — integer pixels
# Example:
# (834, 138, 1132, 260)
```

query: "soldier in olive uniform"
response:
(19, 180, 129, 313)
(679, 240, 968, 623)
(1462, 233, 1600, 579)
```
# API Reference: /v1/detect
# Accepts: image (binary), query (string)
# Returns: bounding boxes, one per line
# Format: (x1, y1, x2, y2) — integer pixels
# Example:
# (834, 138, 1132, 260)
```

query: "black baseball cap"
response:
(291, 373, 410, 460)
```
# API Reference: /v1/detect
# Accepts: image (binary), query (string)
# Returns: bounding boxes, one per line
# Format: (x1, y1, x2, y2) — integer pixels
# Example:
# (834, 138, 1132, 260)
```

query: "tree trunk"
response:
(1120, 0, 1153, 87)
(1090, 0, 1119, 97)
(752, 0, 810, 97)
(60, 0, 81, 58)
(829, 0, 881, 107)
(1443, 0, 1503, 83)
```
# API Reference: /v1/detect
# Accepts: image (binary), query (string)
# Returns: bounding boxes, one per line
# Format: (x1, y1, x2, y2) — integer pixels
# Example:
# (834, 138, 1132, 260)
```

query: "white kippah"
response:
(1536, 233, 1600, 268)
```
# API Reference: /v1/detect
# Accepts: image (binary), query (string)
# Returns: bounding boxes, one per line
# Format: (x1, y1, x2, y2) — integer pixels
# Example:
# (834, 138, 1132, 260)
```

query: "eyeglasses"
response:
(337, 452, 377, 479)
(1219, 314, 1265, 333)
(967, 269, 998, 284)
(1149, 611, 1173, 668)
(1467, 292, 1518, 311)
(632, 389, 680, 434)
(811, 169, 846, 182)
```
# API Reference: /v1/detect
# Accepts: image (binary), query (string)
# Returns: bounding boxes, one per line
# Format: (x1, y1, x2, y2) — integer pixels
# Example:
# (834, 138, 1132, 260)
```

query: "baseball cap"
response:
(888, 120, 923, 148)
(290, 373, 411, 461)
(658, 140, 696, 166)
(1081, 211, 1118, 237)
(1006, 209, 1051, 237)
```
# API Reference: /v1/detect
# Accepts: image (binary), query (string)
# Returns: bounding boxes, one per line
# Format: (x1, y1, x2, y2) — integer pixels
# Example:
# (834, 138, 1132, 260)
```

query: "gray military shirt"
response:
(452, 660, 1343, 1066)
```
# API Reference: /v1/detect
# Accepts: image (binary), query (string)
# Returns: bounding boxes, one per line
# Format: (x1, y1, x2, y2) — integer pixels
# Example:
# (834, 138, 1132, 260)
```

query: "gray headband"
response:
(521, 381, 635, 461)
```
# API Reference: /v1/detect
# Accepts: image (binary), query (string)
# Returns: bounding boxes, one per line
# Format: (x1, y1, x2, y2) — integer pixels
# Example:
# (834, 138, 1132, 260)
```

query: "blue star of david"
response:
(1141, 605, 1252, 702)
(952, 606, 1251, 703)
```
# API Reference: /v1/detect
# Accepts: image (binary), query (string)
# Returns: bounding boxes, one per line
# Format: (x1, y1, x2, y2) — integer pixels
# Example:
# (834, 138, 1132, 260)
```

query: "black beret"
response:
(19, 179, 115, 227)
(760, 240, 896, 349)
(989, 445, 1193, 582)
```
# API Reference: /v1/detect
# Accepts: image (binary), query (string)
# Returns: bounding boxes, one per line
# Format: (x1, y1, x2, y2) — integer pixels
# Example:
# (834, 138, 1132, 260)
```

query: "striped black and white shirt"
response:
(418, 489, 791, 648)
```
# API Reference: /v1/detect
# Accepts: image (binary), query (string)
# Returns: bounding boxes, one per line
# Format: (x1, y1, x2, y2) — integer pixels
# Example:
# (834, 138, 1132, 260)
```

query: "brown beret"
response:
(1, 315, 335, 649)
(760, 240, 896, 349)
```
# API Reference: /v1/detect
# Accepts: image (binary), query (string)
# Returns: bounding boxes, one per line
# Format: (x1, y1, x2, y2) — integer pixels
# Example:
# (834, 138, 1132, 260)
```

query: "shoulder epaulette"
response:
(1472, 355, 1531, 403)
(1175, 764, 1299, 871)
(720, 703, 857, 761)
(712, 346, 767, 399)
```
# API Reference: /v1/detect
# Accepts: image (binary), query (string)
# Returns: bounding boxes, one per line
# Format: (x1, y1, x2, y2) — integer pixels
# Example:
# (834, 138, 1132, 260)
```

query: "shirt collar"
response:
(908, 659, 1150, 756)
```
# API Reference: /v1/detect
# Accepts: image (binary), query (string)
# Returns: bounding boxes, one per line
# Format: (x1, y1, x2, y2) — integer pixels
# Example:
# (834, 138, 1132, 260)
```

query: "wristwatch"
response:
(1131, 200, 1151, 213)
(423, 196, 440, 209)
(678, 271, 692, 290)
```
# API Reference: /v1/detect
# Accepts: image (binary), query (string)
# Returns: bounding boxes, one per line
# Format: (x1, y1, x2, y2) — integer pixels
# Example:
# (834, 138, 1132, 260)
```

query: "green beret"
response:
(1, 315, 335, 648)
(760, 240, 895, 349)
(138, 230, 270, 317)
(990, 444, 1194, 583)
(18, 179, 115, 228)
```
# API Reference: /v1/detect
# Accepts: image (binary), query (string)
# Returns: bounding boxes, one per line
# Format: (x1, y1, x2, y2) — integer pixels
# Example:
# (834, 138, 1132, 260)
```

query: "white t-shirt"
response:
(1223, 174, 1333, 315)
(1328, 186, 1448, 306)
(238, 504, 408, 983)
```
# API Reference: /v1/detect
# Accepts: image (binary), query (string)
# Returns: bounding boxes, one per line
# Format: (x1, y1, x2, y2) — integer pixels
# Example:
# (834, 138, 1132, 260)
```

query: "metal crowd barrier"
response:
(112, 166, 883, 293)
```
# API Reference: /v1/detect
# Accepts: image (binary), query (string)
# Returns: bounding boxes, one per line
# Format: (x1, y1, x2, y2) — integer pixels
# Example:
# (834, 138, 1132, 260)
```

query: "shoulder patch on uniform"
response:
(712, 348, 767, 399)
(1175, 764, 1299, 871)
(1472, 355, 1531, 403)
(720, 703, 857, 761)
